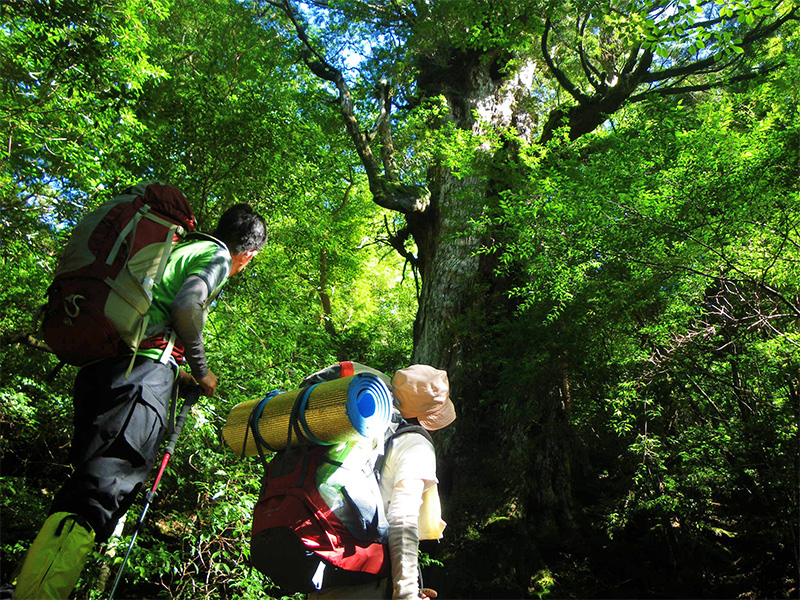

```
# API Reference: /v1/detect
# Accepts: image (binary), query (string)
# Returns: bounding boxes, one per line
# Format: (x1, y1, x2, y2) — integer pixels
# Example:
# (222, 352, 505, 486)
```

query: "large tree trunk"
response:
(409, 163, 481, 373)
(408, 51, 577, 595)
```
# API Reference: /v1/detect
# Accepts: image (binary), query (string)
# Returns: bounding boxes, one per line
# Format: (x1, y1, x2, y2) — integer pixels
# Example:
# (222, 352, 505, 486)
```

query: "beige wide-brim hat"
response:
(392, 365, 456, 431)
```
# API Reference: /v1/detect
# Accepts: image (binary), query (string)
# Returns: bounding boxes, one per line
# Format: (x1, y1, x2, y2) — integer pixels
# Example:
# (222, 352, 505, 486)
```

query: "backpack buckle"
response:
(64, 294, 85, 318)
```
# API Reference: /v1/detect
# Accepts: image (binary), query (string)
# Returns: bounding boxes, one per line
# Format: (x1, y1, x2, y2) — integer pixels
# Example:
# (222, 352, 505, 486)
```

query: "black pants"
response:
(50, 356, 175, 542)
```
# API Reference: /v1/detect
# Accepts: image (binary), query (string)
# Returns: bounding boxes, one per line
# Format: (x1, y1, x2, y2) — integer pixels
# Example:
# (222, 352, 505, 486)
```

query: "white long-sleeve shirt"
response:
(380, 433, 438, 600)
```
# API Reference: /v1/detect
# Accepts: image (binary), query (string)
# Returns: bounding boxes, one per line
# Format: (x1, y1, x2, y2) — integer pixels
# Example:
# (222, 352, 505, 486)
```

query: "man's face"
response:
(230, 250, 257, 276)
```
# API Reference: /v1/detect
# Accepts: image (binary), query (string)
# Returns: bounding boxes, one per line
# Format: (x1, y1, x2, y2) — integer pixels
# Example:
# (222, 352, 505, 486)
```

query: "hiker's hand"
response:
(198, 371, 218, 397)
(420, 589, 438, 599)
(177, 369, 197, 387)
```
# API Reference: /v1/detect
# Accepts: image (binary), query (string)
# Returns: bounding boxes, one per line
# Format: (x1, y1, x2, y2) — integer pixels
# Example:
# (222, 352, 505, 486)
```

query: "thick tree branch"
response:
(372, 79, 400, 180)
(539, 43, 653, 143)
(629, 62, 784, 101)
(542, 18, 589, 105)
(620, 43, 642, 76)
(577, 16, 604, 93)
(272, 0, 428, 215)
(642, 7, 797, 85)
(1, 332, 53, 353)
(539, 3, 794, 145)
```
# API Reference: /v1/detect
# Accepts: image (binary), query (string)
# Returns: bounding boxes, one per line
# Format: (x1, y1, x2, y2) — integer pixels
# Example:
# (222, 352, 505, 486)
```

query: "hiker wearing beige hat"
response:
(315, 364, 455, 600)
(381, 365, 454, 600)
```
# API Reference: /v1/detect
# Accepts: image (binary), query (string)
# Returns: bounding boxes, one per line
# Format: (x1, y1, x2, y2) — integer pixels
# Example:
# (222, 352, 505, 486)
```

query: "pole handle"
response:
(164, 387, 200, 456)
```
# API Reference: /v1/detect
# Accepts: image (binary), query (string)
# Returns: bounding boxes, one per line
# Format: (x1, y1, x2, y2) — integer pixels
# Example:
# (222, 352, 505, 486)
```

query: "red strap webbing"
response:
(339, 361, 355, 377)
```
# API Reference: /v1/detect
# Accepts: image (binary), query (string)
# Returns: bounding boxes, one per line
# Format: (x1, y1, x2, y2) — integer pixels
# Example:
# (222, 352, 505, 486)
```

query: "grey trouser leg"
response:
(50, 356, 175, 542)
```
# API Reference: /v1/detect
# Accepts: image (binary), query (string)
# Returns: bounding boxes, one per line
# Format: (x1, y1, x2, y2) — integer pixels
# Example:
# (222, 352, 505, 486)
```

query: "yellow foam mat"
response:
(223, 377, 357, 456)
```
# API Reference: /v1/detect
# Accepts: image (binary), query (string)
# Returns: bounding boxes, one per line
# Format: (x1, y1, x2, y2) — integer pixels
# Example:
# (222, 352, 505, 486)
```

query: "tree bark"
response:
(408, 52, 579, 577)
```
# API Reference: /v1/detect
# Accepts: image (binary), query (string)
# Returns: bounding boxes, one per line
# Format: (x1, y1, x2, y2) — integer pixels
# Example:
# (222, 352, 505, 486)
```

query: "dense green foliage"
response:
(1, 2, 413, 598)
(1, 0, 797, 598)
(477, 86, 799, 597)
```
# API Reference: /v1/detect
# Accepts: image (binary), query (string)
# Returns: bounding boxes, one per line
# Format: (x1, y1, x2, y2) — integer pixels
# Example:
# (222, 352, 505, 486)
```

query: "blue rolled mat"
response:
(345, 372, 394, 438)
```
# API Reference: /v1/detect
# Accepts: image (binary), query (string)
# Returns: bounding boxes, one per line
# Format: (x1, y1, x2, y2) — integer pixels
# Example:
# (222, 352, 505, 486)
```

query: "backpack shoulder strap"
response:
(391, 420, 433, 445)
(375, 420, 433, 476)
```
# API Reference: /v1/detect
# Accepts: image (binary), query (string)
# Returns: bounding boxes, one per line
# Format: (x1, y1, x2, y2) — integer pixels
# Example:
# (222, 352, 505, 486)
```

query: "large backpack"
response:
(248, 363, 431, 594)
(42, 182, 195, 366)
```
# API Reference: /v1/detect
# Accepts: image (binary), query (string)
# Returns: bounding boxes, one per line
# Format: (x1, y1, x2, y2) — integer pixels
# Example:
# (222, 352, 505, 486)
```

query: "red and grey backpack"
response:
(248, 362, 431, 594)
(41, 181, 195, 366)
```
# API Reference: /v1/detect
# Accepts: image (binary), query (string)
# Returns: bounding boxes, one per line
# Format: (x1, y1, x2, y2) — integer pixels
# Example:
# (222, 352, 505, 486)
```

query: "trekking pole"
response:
(107, 387, 201, 600)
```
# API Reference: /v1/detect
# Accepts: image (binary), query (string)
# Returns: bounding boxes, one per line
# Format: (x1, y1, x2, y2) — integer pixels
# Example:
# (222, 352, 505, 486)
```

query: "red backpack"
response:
(42, 181, 195, 366)
(250, 437, 391, 593)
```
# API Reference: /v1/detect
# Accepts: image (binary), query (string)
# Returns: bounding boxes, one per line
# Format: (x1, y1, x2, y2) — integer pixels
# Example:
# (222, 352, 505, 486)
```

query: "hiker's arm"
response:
(171, 275, 213, 383)
(387, 478, 426, 600)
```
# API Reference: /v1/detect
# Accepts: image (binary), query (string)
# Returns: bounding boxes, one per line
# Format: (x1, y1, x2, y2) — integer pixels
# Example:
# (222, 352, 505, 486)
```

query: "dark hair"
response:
(212, 204, 267, 255)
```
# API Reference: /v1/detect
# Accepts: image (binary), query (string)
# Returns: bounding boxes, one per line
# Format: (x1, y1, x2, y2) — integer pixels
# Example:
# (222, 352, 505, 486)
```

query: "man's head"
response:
(212, 204, 267, 275)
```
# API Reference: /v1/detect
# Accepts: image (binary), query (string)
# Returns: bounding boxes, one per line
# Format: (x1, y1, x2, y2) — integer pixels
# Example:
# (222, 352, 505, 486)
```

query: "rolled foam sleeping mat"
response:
(222, 372, 393, 456)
